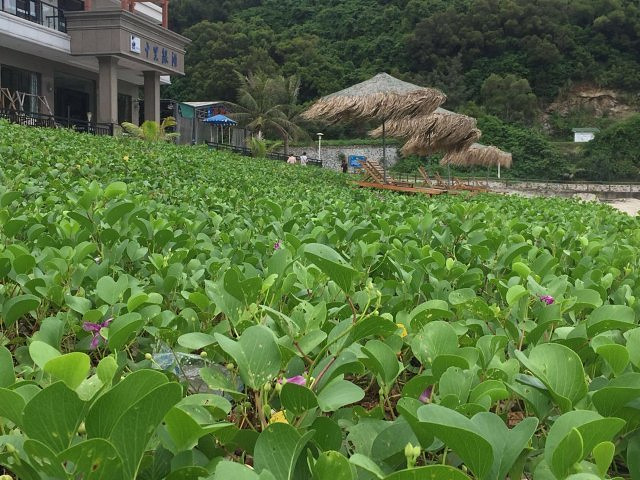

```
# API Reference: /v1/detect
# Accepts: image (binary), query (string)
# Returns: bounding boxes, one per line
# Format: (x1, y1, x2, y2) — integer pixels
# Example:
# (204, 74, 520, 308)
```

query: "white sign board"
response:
(130, 35, 141, 54)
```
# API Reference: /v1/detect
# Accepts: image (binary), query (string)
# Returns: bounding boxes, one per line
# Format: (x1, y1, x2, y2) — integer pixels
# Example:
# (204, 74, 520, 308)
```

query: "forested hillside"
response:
(167, 0, 640, 109)
(165, 0, 640, 180)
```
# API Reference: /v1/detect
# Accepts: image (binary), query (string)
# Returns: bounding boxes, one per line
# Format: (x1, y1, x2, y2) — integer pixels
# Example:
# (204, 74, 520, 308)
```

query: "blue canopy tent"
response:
(203, 114, 237, 144)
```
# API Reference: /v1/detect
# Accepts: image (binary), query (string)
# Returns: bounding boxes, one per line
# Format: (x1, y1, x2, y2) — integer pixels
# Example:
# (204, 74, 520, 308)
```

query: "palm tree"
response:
(121, 117, 180, 142)
(227, 72, 307, 154)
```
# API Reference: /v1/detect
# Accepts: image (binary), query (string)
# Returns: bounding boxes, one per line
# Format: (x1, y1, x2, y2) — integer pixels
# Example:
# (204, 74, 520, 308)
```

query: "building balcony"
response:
(0, 0, 166, 35)
(0, 0, 84, 33)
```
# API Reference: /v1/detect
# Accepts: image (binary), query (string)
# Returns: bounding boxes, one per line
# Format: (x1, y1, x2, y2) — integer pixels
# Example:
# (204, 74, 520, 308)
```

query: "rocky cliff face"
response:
(546, 86, 636, 118)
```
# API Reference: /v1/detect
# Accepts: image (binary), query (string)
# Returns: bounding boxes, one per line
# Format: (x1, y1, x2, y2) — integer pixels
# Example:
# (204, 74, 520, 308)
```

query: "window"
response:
(2, 0, 17, 15)
(0, 65, 41, 113)
(118, 94, 132, 124)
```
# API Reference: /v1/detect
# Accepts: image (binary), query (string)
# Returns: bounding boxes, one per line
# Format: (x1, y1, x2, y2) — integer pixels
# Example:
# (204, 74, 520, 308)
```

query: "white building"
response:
(572, 128, 600, 143)
(0, 0, 189, 133)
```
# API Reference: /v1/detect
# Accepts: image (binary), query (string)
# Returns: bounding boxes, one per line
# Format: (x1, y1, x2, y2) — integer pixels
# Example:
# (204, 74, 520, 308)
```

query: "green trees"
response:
(228, 72, 307, 153)
(475, 114, 567, 179)
(480, 74, 538, 125)
(579, 115, 640, 181)
(165, 0, 640, 109)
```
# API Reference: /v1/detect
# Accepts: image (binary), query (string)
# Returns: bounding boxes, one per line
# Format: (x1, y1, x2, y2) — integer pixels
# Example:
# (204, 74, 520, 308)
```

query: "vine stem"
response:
(310, 356, 337, 391)
(293, 341, 313, 365)
(347, 295, 358, 323)
(254, 390, 267, 430)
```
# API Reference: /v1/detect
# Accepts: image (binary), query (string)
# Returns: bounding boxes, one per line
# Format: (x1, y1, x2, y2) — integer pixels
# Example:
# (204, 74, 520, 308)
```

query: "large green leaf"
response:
(587, 304, 636, 336)
(0, 387, 25, 426)
(213, 460, 260, 479)
(317, 378, 364, 412)
(43, 352, 90, 389)
(384, 466, 471, 479)
(361, 339, 400, 387)
(254, 423, 314, 480)
(0, 345, 15, 387)
(515, 343, 587, 411)
(104, 181, 127, 199)
(2, 294, 40, 326)
(29, 340, 61, 369)
(304, 243, 359, 293)
(311, 417, 343, 452)
(96, 275, 128, 305)
(551, 427, 583, 479)
(215, 325, 282, 390)
(410, 321, 458, 366)
(109, 382, 182, 479)
(280, 383, 318, 415)
(417, 404, 493, 479)
(409, 300, 453, 330)
(23, 381, 87, 453)
(545, 410, 625, 478)
(177, 332, 217, 350)
(107, 312, 144, 350)
(471, 412, 538, 480)
(86, 369, 169, 438)
(60, 438, 124, 480)
(312, 451, 352, 480)
(396, 398, 435, 449)
(506, 285, 528, 306)
(592, 372, 640, 416)
(164, 406, 233, 452)
(371, 417, 419, 463)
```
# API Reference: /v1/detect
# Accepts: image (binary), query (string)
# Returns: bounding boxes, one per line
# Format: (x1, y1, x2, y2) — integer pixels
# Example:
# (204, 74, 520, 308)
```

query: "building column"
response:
(97, 56, 118, 126)
(143, 71, 160, 124)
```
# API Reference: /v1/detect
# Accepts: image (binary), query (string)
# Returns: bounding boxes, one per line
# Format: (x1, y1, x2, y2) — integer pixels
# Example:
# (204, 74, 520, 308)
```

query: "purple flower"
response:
(539, 295, 554, 305)
(82, 317, 112, 350)
(273, 240, 282, 250)
(279, 375, 306, 386)
(419, 386, 433, 403)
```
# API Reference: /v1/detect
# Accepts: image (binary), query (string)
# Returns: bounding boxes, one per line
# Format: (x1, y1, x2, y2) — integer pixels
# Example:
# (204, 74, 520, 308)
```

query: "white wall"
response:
(574, 132, 595, 143)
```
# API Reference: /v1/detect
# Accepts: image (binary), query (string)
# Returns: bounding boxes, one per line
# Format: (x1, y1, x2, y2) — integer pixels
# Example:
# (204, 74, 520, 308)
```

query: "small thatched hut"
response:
(441, 143, 513, 168)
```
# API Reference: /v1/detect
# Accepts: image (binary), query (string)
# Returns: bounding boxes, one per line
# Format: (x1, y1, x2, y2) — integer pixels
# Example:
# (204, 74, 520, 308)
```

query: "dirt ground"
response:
(499, 189, 640, 216)
(606, 198, 640, 216)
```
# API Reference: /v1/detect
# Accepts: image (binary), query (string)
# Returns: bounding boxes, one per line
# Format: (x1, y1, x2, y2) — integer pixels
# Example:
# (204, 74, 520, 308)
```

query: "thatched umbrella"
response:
(369, 108, 479, 155)
(441, 143, 512, 178)
(302, 73, 446, 181)
(401, 127, 482, 157)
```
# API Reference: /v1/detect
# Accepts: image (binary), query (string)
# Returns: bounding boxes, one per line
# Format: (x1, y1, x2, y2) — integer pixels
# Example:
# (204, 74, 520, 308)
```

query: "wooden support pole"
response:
(162, 0, 168, 28)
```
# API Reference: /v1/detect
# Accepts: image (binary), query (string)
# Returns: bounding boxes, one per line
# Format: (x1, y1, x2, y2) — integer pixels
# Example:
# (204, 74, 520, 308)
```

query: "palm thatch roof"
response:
(370, 108, 480, 155)
(401, 127, 481, 157)
(441, 143, 513, 168)
(301, 73, 446, 123)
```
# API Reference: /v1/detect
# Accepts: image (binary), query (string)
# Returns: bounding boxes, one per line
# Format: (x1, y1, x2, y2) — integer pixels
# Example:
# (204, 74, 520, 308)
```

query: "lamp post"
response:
(317, 133, 323, 162)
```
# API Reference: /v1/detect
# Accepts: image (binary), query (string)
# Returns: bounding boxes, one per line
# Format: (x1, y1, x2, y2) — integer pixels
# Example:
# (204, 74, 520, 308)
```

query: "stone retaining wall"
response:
(486, 179, 640, 196)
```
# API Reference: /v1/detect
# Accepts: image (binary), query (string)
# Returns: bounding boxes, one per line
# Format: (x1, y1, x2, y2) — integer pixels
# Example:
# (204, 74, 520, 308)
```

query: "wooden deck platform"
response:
(354, 181, 447, 196)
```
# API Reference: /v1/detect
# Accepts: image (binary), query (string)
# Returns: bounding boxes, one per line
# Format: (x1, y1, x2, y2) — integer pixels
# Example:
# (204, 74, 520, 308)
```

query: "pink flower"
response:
(280, 375, 306, 386)
(273, 240, 282, 250)
(539, 295, 554, 305)
(419, 386, 433, 403)
(82, 317, 112, 349)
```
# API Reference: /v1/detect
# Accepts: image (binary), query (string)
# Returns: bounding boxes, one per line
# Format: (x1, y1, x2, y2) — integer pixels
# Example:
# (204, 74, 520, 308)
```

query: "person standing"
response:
(300, 152, 308, 165)
(287, 154, 297, 164)
(341, 156, 348, 173)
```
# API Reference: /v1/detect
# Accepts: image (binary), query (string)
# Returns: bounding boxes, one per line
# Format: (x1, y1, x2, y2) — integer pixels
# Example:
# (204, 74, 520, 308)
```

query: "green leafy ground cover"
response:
(1, 121, 640, 479)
